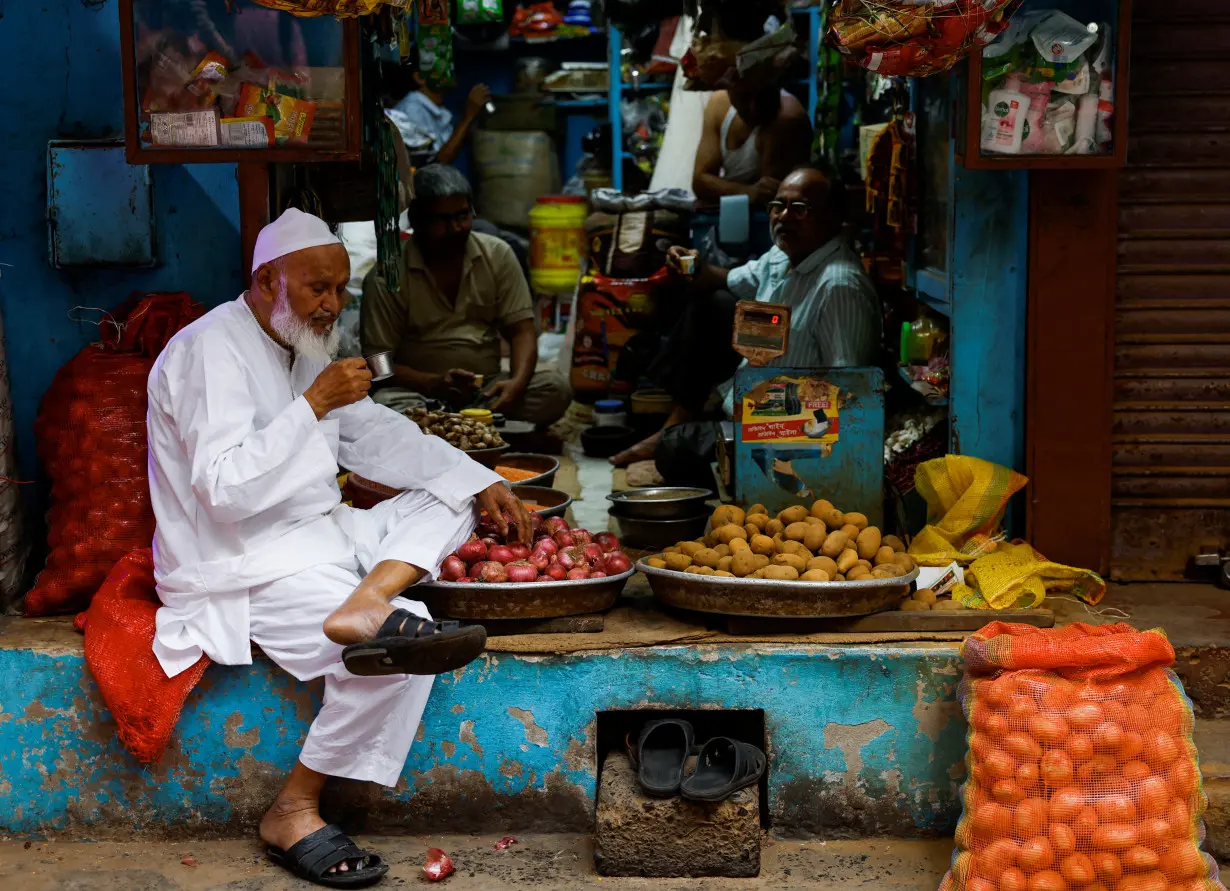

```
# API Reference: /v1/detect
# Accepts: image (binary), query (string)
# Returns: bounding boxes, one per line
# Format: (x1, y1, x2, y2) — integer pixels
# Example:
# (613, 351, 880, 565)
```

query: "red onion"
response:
(545, 516, 569, 535)
(476, 523, 499, 540)
(456, 539, 488, 566)
(594, 532, 621, 554)
(553, 531, 575, 548)
(533, 538, 558, 557)
(603, 551, 633, 575)
(557, 546, 587, 570)
(528, 550, 551, 571)
(474, 561, 508, 583)
(544, 564, 567, 581)
(535, 575, 554, 582)
(457, 577, 475, 583)
(481, 536, 499, 549)
(487, 544, 515, 565)
(507, 543, 531, 561)
(439, 555, 467, 581)
(589, 570, 607, 579)
(582, 543, 605, 567)
(570, 529, 593, 546)
(566, 567, 590, 580)
(530, 512, 545, 533)
(505, 560, 539, 583)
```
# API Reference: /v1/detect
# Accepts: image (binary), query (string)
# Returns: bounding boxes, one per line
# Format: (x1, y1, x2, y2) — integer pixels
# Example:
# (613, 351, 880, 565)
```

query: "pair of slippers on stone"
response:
(631, 718, 766, 801)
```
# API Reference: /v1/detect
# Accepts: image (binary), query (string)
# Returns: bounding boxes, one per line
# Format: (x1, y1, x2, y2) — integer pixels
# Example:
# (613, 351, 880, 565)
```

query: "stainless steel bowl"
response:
(606, 487, 714, 520)
(497, 453, 560, 487)
(510, 484, 572, 519)
(421, 567, 635, 619)
(611, 513, 709, 550)
(637, 559, 919, 619)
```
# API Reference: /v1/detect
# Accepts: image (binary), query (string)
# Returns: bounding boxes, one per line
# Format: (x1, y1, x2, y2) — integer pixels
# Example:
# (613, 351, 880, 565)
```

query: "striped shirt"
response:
(720, 235, 881, 412)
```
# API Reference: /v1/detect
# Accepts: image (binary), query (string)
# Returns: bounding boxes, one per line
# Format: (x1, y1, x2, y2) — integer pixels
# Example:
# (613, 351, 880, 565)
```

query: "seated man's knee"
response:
(521, 372, 572, 425)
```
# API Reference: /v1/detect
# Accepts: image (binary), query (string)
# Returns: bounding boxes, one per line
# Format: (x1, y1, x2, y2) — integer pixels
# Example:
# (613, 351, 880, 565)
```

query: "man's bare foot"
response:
(609, 430, 664, 467)
(323, 590, 408, 646)
(260, 796, 361, 874)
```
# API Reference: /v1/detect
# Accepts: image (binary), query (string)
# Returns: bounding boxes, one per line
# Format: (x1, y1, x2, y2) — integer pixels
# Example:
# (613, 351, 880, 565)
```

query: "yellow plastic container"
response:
(529, 196, 587, 294)
(461, 408, 494, 425)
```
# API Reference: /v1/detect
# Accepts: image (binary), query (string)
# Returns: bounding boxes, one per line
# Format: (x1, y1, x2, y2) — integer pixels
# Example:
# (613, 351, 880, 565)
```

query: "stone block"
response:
(594, 751, 760, 878)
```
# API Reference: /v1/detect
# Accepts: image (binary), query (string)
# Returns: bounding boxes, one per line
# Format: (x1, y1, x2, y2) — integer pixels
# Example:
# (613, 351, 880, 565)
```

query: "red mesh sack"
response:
(942, 622, 1226, 891)
(79, 548, 210, 763)
(25, 293, 202, 616)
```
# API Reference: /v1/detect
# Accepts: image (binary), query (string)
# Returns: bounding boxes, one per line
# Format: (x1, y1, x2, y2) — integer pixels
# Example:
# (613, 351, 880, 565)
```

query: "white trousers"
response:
(248, 489, 476, 787)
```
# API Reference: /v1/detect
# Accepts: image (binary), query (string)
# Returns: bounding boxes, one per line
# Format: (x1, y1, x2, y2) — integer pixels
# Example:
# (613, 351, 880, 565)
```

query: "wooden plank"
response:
(722, 609, 1055, 635)
(471, 615, 605, 636)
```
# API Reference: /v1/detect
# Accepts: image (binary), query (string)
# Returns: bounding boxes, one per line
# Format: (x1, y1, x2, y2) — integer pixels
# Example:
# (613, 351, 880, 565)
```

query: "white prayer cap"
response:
(251, 208, 343, 274)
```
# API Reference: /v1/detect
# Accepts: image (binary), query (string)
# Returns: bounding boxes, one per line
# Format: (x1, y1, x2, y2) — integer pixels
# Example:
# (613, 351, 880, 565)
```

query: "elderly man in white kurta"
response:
(146, 208, 530, 889)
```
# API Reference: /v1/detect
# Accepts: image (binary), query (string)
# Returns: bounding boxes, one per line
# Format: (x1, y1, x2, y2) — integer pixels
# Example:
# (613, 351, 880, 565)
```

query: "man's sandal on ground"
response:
(341, 608, 486, 677)
(267, 824, 388, 888)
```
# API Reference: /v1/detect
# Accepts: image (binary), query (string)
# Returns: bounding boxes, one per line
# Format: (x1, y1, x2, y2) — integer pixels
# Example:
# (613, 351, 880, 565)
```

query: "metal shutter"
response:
(1112, 0, 1230, 579)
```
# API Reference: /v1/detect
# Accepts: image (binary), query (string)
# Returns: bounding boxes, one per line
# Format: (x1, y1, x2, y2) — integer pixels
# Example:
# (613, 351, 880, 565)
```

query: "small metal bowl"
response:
(611, 513, 709, 550)
(496, 453, 560, 487)
(607, 487, 714, 520)
(510, 484, 572, 519)
(465, 442, 511, 467)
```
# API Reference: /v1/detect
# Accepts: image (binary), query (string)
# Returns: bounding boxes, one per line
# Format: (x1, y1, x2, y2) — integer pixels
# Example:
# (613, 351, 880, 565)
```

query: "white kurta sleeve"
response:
(333, 398, 502, 512)
(155, 340, 339, 524)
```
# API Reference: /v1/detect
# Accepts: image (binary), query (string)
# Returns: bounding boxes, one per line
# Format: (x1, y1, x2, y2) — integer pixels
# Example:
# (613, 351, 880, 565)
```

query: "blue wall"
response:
(0, 0, 243, 518)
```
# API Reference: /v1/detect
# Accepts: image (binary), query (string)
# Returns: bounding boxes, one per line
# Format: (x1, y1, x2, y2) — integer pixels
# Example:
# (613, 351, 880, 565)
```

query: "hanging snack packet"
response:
(186, 51, 231, 102)
(220, 116, 275, 147)
(417, 23, 456, 89)
(235, 83, 316, 144)
(457, 0, 502, 25)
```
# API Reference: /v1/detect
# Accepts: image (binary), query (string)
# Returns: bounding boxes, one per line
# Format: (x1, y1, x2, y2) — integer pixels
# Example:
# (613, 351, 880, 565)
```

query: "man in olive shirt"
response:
(361, 165, 571, 424)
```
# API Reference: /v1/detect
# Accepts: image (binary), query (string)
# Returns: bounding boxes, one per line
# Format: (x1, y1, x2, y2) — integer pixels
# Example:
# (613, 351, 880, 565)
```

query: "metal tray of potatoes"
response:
(637, 559, 918, 619)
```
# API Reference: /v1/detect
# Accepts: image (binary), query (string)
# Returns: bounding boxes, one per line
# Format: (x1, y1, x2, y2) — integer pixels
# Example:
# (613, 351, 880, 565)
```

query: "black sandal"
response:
(342, 609, 486, 677)
(632, 719, 695, 797)
(680, 737, 766, 803)
(267, 824, 389, 888)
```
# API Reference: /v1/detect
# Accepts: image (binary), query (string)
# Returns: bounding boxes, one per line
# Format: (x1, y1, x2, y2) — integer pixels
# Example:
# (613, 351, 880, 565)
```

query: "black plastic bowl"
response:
(580, 424, 637, 459)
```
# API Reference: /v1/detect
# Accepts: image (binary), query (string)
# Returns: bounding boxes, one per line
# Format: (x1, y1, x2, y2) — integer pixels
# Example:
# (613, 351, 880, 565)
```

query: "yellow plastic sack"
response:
(950, 541, 1106, 609)
(907, 455, 1027, 566)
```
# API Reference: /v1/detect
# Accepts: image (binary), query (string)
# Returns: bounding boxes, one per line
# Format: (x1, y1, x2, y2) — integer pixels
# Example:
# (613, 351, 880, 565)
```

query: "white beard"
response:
(269, 279, 340, 364)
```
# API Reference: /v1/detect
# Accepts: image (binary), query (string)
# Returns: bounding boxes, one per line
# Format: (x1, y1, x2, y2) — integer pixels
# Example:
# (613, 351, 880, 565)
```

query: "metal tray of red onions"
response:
(428, 513, 636, 588)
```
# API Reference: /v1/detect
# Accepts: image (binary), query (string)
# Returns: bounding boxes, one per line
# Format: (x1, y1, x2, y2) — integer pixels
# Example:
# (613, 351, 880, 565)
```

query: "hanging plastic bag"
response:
(907, 455, 1027, 567)
(942, 622, 1226, 891)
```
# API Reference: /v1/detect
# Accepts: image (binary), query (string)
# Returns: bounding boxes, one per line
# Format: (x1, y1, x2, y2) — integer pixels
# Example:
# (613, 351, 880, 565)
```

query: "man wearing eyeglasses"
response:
(610, 167, 880, 467)
(360, 165, 572, 425)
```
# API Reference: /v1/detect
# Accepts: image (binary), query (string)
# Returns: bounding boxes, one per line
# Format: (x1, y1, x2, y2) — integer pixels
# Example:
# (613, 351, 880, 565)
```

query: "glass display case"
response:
(959, 0, 1129, 169)
(119, 0, 361, 163)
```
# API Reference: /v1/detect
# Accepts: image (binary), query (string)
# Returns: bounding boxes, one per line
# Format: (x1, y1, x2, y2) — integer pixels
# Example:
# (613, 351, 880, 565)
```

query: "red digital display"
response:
(771, 314, 781, 325)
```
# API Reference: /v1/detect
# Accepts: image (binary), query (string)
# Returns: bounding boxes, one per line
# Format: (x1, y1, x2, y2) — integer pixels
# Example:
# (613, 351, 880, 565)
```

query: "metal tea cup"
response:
(365, 351, 394, 382)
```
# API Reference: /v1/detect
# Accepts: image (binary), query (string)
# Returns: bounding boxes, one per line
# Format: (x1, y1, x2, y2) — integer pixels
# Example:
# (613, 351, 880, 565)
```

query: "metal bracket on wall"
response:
(47, 140, 155, 269)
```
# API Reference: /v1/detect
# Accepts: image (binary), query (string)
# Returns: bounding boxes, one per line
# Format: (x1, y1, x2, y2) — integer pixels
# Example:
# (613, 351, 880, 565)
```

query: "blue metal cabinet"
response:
(46, 141, 155, 268)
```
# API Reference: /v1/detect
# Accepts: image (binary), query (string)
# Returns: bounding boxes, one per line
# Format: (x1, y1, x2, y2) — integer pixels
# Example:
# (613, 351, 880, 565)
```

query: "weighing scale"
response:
(731, 301, 886, 524)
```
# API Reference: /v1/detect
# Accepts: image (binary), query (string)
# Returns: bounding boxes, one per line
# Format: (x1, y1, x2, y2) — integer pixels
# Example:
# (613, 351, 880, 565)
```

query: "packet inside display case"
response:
(132, 0, 347, 151)
(978, 4, 1116, 158)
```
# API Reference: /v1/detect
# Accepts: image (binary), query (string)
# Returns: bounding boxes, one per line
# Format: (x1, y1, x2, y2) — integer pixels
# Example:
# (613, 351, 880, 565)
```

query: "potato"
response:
(711, 505, 746, 529)
(752, 554, 771, 570)
(664, 553, 693, 572)
(685, 565, 716, 576)
(807, 555, 839, 576)
(834, 573, 845, 581)
(876, 564, 903, 578)
(883, 535, 906, 553)
(871, 569, 895, 579)
(932, 599, 956, 609)
(730, 550, 759, 578)
(691, 548, 722, 569)
(899, 599, 930, 611)
(803, 516, 825, 527)
(847, 566, 872, 581)
(683, 565, 702, 574)
(785, 522, 810, 543)
(703, 530, 720, 548)
(802, 524, 828, 554)
(713, 570, 735, 578)
(800, 569, 831, 582)
(840, 523, 860, 540)
(747, 504, 767, 517)
(836, 549, 860, 574)
(714, 524, 749, 544)
(778, 540, 811, 559)
(745, 513, 770, 531)
(855, 559, 872, 571)
(764, 564, 800, 581)
(892, 553, 916, 573)
(744, 524, 760, 538)
(718, 556, 734, 572)
(914, 587, 938, 605)
(821, 530, 849, 558)
(773, 553, 807, 573)
(663, 547, 681, 555)
(843, 512, 869, 531)
(764, 519, 785, 538)
(856, 527, 882, 560)
(679, 541, 705, 557)
(728, 538, 750, 553)
(647, 557, 667, 569)
(713, 543, 731, 558)
(750, 534, 776, 556)
(778, 505, 809, 525)
(747, 568, 766, 579)
(811, 499, 845, 527)
(874, 546, 897, 566)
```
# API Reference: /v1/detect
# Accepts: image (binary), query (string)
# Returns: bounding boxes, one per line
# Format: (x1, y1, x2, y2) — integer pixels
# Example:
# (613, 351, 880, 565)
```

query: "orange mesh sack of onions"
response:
(940, 622, 1225, 891)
